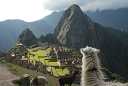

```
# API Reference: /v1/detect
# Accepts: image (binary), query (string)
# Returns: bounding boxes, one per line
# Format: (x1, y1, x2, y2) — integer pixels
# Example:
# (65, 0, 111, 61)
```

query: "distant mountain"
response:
(18, 28, 37, 47)
(86, 8, 128, 31)
(0, 20, 26, 52)
(28, 19, 53, 37)
(39, 33, 55, 44)
(0, 19, 52, 52)
(54, 4, 128, 79)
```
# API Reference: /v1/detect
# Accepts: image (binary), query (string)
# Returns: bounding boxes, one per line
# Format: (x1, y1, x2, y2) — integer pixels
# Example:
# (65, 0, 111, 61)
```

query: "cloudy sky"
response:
(0, 0, 128, 22)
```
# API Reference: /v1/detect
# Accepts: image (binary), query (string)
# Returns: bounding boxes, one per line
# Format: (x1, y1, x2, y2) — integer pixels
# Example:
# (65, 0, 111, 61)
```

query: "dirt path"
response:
(0, 64, 18, 86)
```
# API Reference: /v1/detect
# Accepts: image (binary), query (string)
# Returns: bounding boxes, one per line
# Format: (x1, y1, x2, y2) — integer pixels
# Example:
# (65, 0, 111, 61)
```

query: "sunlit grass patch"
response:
(27, 48, 70, 77)
(6, 63, 43, 77)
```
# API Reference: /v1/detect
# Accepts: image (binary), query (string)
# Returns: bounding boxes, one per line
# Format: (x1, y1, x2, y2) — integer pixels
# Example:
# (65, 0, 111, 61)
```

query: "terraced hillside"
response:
(27, 47, 70, 77)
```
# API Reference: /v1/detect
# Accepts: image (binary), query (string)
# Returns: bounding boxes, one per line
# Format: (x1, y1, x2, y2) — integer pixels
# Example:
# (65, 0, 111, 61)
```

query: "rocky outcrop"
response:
(55, 4, 93, 48)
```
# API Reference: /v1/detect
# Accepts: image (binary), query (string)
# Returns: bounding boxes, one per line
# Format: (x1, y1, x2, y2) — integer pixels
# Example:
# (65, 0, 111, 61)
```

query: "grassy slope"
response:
(4, 62, 79, 86)
(0, 58, 58, 86)
(0, 60, 58, 86)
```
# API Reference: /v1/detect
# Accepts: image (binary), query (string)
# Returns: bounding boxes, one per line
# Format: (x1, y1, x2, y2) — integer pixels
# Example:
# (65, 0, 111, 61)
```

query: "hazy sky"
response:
(0, 0, 128, 22)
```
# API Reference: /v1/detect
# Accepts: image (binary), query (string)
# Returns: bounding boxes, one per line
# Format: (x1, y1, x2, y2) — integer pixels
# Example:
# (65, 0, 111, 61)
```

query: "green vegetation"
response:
(4, 62, 59, 86)
(39, 33, 55, 43)
(8, 45, 72, 77)
(3, 62, 78, 86)
(27, 47, 70, 77)
(17, 28, 37, 47)
(0, 58, 6, 64)
(0, 58, 59, 86)
(7, 63, 42, 77)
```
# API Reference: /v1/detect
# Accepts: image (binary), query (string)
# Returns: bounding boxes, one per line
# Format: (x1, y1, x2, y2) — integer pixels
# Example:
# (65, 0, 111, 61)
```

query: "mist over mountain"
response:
(87, 8, 128, 31)
(0, 19, 52, 52)
(54, 4, 128, 79)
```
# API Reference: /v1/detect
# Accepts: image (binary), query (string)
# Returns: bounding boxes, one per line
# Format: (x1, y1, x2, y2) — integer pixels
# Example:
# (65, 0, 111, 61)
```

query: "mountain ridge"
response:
(43, 7, 128, 32)
(0, 18, 52, 52)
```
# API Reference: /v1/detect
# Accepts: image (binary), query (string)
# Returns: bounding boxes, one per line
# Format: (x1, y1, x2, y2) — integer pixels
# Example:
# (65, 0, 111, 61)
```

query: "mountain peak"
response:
(18, 28, 37, 47)
(67, 4, 82, 14)
(69, 4, 80, 9)
(54, 4, 92, 48)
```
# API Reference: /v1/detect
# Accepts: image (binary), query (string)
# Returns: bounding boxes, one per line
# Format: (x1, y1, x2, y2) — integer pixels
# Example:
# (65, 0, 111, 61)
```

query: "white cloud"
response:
(42, 0, 73, 11)
(0, 0, 127, 21)
(0, 0, 52, 22)
(42, 0, 86, 11)
(41, 0, 128, 11)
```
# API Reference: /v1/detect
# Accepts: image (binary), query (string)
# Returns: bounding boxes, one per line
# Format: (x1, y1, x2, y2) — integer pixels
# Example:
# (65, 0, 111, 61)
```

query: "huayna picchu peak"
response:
(55, 4, 92, 48)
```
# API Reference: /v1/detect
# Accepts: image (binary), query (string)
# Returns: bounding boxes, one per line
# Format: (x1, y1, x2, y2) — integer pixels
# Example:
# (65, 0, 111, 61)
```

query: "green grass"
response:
(27, 48, 70, 77)
(0, 59, 6, 64)
(6, 63, 79, 86)
(7, 63, 42, 77)
(0, 60, 79, 86)
(5, 62, 59, 86)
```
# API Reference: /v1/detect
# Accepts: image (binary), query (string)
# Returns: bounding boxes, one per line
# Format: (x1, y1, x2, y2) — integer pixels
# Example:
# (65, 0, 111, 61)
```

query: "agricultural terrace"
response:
(27, 47, 70, 77)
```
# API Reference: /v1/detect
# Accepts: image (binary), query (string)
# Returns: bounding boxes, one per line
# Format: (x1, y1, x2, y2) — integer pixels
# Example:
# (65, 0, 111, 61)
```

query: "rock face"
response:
(18, 28, 37, 47)
(54, 4, 128, 79)
(55, 4, 95, 48)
